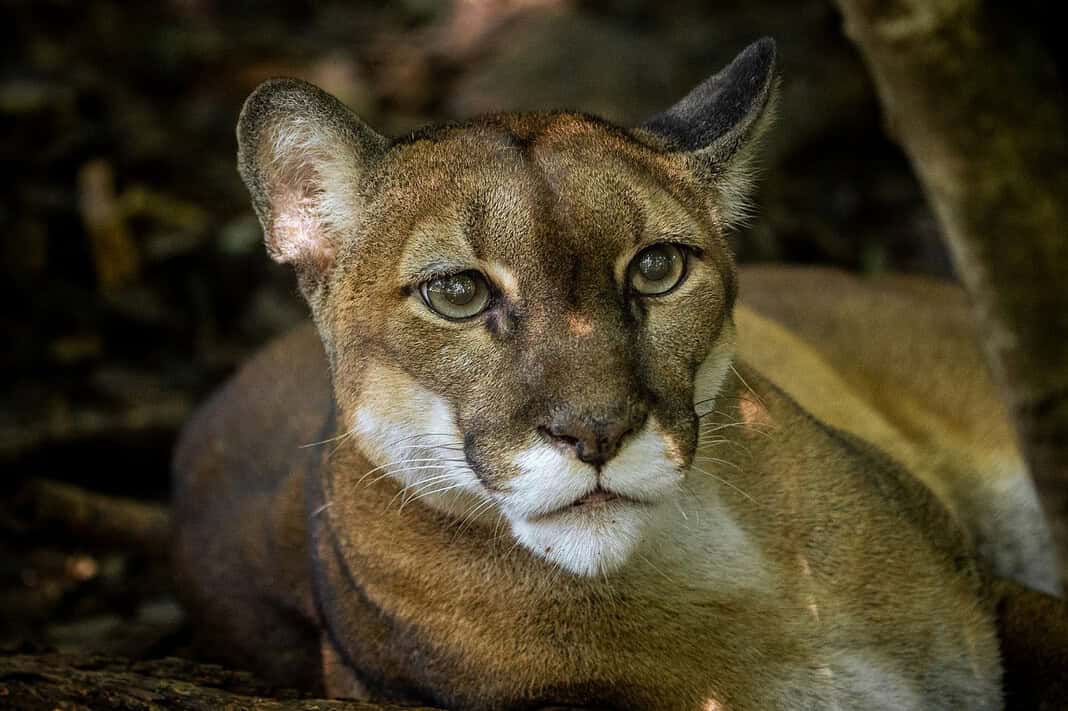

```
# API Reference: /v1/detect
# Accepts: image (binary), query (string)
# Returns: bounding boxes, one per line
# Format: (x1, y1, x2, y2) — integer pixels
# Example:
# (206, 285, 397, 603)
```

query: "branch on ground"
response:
(0, 652, 444, 710)
(3, 479, 171, 555)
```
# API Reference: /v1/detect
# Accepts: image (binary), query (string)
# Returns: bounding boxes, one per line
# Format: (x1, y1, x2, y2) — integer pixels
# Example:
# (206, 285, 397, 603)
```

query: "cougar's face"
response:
(328, 115, 737, 576)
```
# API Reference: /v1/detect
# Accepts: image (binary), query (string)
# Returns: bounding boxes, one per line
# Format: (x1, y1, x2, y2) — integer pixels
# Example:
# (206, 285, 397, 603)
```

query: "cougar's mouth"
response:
(574, 487, 620, 507)
(530, 486, 651, 521)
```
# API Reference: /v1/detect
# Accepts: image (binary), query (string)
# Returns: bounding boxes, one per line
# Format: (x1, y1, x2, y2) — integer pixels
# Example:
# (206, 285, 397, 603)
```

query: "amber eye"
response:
(420, 271, 492, 320)
(628, 244, 687, 296)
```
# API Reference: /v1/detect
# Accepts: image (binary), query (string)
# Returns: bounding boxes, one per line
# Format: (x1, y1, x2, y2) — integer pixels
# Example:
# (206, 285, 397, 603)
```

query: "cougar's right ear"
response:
(237, 79, 387, 290)
(637, 38, 778, 229)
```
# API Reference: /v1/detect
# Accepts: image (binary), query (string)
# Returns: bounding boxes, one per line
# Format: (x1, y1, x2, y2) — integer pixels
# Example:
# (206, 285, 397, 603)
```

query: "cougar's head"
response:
(237, 39, 777, 576)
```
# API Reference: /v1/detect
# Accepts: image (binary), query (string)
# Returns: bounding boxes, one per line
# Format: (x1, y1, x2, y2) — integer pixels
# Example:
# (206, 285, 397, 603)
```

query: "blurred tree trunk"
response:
(831, 0, 1068, 574)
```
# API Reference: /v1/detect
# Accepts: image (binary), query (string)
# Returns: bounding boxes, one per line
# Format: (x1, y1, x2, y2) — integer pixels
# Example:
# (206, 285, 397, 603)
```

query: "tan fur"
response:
(174, 41, 1061, 710)
(737, 267, 1058, 595)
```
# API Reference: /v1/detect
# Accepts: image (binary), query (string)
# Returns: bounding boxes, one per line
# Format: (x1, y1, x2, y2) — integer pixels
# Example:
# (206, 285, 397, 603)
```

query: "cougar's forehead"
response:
(368, 115, 713, 269)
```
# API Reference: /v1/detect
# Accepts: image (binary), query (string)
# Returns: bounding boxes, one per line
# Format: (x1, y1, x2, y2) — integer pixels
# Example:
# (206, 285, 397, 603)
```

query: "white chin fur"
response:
(508, 502, 659, 576)
(350, 367, 489, 519)
(502, 418, 682, 576)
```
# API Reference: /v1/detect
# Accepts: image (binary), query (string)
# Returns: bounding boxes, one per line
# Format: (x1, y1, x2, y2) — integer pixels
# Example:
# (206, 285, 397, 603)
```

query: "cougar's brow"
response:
(394, 128, 547, 286)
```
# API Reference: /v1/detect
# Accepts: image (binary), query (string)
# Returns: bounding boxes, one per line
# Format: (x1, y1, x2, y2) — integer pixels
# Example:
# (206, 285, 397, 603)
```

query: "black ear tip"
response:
(238, 77, 343, 146)
(740, 37, 777, 77)
(240, 78, 304, 135)
(637, 36, 779, 155)
(752, 36, 777, 56)
(242, 78, 321, 118)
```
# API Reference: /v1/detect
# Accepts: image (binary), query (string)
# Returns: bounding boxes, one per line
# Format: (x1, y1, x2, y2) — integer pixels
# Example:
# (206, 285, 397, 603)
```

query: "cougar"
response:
(173, 39, 1066, 710)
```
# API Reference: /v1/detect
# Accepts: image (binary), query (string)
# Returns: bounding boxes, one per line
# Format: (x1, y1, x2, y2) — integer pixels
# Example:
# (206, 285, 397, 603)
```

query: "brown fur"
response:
(174, 39, 1063, 710)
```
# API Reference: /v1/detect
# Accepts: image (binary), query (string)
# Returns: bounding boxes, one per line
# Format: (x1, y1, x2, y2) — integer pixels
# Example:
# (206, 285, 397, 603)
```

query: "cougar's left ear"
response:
(237, 78, 388, 295)
(638, 38, 778, 229)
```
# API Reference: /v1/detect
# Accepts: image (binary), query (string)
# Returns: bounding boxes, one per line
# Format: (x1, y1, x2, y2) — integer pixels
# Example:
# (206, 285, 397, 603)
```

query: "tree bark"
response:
(831, 0, 1068, 575)
(0, 652, 444, 711)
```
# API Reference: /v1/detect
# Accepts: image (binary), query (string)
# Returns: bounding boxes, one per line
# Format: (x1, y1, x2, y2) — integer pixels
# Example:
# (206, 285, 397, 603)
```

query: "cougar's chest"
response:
(312, 520, 773, 709)
(308, 483, 970, 710)
(307, 454, 999, 708)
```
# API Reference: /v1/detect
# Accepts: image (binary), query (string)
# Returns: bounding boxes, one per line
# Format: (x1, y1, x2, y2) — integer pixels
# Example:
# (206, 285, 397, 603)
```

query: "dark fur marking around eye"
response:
(485, 312, 499, 335)
(487, 303, 519, 340)
(626, 296, 646, 326)
(566, 260, 582, 308)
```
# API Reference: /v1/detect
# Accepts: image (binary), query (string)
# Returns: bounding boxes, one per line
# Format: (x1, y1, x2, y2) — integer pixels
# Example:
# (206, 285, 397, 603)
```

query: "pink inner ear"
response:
(267, 186, 335, 273)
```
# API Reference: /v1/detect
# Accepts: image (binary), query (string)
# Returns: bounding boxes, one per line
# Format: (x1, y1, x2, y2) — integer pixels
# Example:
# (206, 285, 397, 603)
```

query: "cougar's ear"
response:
(638, 38, 778, 228)
(237, 79, 387, 288)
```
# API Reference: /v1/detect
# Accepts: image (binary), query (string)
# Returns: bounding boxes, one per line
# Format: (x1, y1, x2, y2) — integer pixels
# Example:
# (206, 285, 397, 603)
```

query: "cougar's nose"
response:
(542, 409, 647, 466)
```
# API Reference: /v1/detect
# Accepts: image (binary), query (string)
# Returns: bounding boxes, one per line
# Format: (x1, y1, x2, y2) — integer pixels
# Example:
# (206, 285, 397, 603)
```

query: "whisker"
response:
(693, 455, 743, 473)
(700, 419, 754, 432)
(353, 457, 461, 487)
(397, 481, 470, 511)
(328, 434, 359, 458)
(501, 532, 526, 561)
(697, 433, 748, 445)
(384, 432, 467, 448)
(388, 472, 463, 508)
(729, 364, 766, 407)
(637, 551, 674, 584)
(361, 464, 453, 489)
(599, 563, 618, 607)
(699, 419, 774, 439)
(680, 483, 702, 527)
(450, 498, 498, 542)
(696, 437, 751, 455)
(300, 430, 355, 449)
(491, 511, 508, 541)
(388, 442, 465, 452)
(690, 464, 759, 505)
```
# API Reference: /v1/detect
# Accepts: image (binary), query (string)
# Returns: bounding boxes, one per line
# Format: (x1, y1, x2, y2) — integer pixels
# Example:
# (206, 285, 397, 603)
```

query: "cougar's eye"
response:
(420, 271, 492, 320)
(628, 244, 687, 296)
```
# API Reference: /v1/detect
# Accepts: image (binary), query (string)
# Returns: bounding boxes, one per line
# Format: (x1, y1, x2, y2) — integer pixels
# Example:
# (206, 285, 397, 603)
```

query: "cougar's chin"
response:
(508, 500, 662, 576)
(497, 420, 685, 576)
